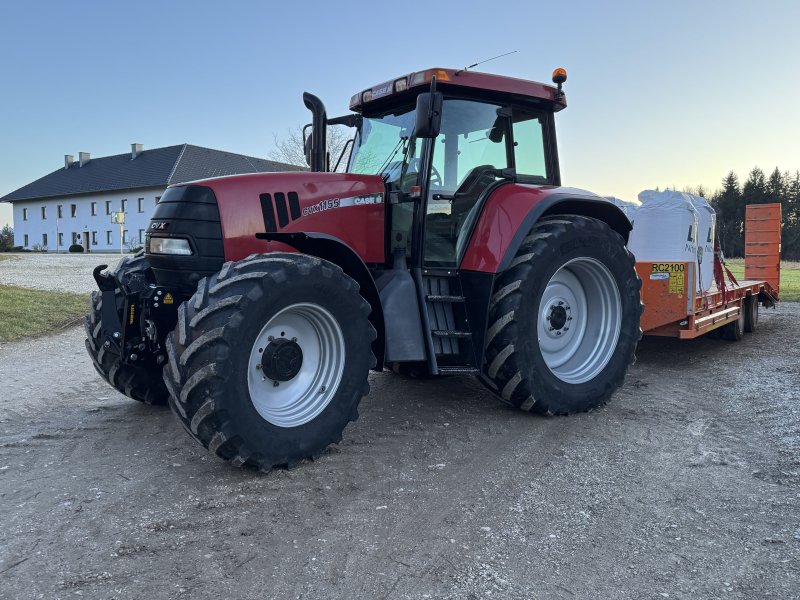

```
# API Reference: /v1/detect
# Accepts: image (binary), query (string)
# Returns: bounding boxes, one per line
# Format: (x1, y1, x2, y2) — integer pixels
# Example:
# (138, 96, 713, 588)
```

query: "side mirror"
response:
(414, 92, 443, 139)
(304, 134, 313, 167)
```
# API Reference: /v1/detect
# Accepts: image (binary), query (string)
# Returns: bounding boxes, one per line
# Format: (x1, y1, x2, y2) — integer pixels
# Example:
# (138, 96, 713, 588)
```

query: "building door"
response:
(83, 231, 90, 253)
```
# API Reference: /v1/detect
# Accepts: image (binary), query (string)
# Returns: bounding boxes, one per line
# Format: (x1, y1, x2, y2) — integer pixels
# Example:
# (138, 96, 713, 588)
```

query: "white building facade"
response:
(2, 143, 302, 252)
(12, 186, 165, 252)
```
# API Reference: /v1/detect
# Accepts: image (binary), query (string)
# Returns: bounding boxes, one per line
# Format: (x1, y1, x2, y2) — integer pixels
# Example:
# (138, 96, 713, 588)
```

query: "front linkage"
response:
(87, 255, 181, 404)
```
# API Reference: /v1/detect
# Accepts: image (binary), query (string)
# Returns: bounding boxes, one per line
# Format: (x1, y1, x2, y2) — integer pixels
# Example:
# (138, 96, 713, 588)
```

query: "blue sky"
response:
(1, 0, 798, 226)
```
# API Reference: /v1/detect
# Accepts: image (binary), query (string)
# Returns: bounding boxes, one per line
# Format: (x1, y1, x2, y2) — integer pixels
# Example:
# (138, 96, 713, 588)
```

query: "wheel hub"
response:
(548, 303, 570, 332)
(262, 338, 303, 382)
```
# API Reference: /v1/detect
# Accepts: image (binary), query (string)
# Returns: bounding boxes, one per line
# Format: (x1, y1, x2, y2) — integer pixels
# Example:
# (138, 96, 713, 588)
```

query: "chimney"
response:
(131, 143, 143, 159)
(79, 151, 90, 167)
(64, 154, 74, 170)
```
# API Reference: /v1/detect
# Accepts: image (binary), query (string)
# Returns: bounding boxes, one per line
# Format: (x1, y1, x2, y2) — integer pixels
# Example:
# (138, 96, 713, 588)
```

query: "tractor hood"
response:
(181, 171, 386, 264)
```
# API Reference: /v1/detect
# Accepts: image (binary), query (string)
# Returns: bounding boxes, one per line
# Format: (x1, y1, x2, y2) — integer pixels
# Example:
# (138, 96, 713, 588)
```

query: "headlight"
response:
(148, 237, 192, 255)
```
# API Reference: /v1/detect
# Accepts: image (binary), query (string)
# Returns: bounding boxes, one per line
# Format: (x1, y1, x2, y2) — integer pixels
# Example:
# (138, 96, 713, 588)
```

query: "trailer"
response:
(639, 203, 781, 340)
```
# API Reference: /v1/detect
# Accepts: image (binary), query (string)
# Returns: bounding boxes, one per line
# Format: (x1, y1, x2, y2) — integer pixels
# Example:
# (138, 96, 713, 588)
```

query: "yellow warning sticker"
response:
(129, 304, 136, 325)
(163, 293, 174, 305)
(669, 270, 684, 295)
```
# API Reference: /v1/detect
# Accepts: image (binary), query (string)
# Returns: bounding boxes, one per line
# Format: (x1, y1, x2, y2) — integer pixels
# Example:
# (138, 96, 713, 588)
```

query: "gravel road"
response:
(0, 253, 123, 294)
(0, 297, 798, 599)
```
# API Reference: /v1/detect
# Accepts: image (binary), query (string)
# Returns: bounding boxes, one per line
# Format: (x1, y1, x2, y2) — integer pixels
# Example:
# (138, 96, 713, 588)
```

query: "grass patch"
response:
(0, 285, 89, 342)
(724, 259, 800, 302)
(0, 254, 19, 261)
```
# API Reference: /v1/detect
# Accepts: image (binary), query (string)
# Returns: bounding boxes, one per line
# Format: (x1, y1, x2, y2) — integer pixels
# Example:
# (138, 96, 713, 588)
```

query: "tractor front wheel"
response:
(482, 216, 642, 415)
(163, 253, 376, 471)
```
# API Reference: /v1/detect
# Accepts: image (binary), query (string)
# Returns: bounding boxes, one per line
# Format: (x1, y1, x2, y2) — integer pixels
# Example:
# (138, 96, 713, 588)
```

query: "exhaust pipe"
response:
(303, 92, 327, 172)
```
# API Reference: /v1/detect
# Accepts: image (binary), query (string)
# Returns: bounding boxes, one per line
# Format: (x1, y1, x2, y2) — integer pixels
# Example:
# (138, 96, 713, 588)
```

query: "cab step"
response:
(426, 294, 466, 303)
(431, 330, 472, 339)
(437, 366, 480, 375)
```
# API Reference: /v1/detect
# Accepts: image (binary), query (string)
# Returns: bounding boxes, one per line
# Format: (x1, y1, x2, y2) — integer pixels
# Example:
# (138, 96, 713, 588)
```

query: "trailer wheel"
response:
(163, 253, 376, 471)
(744, 294, 759, 333)
(481, 216, 642, 415)
(720, 304, 746, 341)
(85, 290, 169, 405)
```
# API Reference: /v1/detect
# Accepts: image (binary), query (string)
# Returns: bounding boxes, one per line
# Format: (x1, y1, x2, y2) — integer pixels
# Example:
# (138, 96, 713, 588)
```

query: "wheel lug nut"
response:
(558, 301, 564, 306)
(268, 336, 274, 341)
(292, 337, 298, 343)
(556, 331, 562, 336)
(256, 364, 262, 370)
(273, 381, 279, 387)
(319, 386, 326, 393)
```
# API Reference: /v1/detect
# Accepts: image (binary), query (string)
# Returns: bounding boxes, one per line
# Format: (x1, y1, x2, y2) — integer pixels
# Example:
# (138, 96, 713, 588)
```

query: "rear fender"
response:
(460, 186, 632, 273)
(258, 232, 386, 370)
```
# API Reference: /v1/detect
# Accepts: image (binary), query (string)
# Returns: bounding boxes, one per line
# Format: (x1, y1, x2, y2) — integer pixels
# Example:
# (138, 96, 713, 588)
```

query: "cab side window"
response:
(512, 114, 547, 178)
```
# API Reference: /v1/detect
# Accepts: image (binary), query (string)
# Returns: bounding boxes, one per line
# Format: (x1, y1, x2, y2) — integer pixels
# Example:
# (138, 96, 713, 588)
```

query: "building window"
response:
(139, 229, 145, 243)
(58, 233, 64, 247)
(24, 234, 29, 246)
(57, 205, 63, 218)
(155, 196, 161, 205)
(105, 201, 111, 215)
(41, 206, 47, 219)
(138, 197, 144, 212)
(91, 202, 97, 216)
(22, 208, 28, 221)
(123, 229, 129, 243)
(42, 233, 48, 247)
(71, 204, 77, 217)
(121, 199, 127, 213)
(106, 230, 113, 244)
(92, 231, 97, 245)
(72, 232, 78, 245)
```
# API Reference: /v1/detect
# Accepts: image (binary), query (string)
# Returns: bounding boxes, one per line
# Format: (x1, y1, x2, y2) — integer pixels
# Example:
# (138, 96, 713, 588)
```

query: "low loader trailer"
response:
(639, 203, 781, 341)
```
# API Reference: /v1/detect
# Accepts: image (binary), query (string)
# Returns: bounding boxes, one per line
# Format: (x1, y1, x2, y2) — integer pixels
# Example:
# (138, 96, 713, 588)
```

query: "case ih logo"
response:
(150, 222, 169, 230)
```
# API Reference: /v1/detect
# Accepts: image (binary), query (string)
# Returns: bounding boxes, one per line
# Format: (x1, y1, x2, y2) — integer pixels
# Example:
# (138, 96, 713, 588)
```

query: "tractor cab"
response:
(313, 68, 566, 269)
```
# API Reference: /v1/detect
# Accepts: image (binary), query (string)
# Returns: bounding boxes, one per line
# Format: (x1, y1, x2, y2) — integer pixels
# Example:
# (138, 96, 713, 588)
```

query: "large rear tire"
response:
(85, 289, 169, 405)
(481, 216, 642, 415)
(163, 253, 376, 471)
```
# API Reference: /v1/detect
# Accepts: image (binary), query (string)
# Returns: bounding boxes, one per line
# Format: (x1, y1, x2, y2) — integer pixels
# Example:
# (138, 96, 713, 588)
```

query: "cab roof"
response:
(349, 67, 567, 113)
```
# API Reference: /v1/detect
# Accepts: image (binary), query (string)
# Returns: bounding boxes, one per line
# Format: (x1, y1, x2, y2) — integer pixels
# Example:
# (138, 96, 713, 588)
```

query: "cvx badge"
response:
(150, 222, 169, 230)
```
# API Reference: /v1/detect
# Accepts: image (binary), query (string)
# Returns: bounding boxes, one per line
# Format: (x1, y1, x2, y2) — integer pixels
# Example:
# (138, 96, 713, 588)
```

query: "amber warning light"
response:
(552, 68, 567, 100)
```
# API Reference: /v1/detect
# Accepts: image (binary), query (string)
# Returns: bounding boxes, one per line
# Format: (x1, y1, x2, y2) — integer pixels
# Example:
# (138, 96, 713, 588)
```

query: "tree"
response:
(269, 125, 352, 172)
(712, 171, 744, 257)
(742, 166, 769, 205)
(0, 225, 13, 251)
(784, 170, 800, 260)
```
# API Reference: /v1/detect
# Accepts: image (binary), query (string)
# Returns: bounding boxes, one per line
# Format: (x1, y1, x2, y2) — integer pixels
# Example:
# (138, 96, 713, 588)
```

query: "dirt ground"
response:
(1, 303, 798, 600)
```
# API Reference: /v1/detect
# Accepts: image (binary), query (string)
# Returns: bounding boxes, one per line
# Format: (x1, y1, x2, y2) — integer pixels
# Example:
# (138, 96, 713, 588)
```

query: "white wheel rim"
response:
(247, 303, 345, 428)
(537, 258, 622, 384)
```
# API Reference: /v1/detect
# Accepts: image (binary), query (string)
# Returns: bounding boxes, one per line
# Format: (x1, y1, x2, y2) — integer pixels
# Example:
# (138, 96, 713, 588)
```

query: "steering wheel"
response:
(402, 158, 443, 188)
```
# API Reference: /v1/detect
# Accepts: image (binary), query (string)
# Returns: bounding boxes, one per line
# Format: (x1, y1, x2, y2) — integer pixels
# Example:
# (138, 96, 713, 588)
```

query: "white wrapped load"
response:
(689, 195, 717, 293)
(604, 196, 641, 224)
(628, 190, 699, 283)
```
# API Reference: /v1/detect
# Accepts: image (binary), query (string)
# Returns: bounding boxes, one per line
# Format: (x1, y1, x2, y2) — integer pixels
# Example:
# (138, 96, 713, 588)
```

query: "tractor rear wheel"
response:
(85, 289, 169, 405)
(163, 253, 376, 471)
(481, 215, 642, 415)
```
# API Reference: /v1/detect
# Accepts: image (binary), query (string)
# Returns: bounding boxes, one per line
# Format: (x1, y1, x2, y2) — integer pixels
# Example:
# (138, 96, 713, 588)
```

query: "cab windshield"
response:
(347, 105, 419, 190)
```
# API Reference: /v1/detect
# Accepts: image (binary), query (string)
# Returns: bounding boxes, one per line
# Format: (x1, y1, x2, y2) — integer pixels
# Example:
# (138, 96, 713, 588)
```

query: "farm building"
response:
(0, 144, 301, 252)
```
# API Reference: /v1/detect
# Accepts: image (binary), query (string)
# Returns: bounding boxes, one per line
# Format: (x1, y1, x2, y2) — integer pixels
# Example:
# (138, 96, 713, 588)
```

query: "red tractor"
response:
(86, 68, 642, 470)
